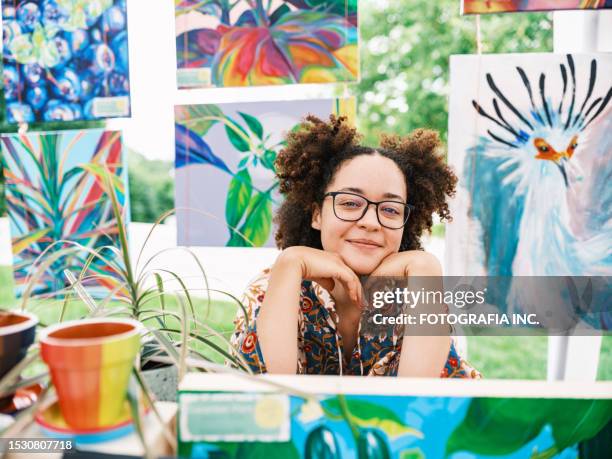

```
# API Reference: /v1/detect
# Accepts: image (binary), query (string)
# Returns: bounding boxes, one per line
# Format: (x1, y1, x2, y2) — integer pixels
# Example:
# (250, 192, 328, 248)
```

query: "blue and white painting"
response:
(1, 0, 131, 123)
(447, 53, 612, 279)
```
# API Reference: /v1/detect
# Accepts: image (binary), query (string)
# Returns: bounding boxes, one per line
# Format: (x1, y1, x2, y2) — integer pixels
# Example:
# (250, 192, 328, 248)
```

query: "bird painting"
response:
(447, 53, 611, 327)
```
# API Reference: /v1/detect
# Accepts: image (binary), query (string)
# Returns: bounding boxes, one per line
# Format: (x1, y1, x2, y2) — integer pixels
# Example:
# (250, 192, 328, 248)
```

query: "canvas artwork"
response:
(175, 98, 355, 247)
(462, 0, 612, 14)
(175, 0, 358, 88)
(1, 129, 129, 296)
(446, 53, 611, 320)
(178, 374, 612, 459)
(2, 0, 131, 123)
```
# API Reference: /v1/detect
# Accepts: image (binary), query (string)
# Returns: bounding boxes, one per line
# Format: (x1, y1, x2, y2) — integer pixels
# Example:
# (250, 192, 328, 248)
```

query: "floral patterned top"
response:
(231, 268, 482, 378)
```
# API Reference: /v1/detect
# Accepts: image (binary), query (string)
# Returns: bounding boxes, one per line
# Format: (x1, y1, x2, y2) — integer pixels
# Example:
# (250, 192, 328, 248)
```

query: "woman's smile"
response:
(345, 238, 384, 249)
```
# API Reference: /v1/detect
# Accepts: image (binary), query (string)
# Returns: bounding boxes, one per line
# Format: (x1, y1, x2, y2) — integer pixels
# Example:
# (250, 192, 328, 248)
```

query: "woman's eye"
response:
(381, 206, 401, 216)
(340, 200, 361, 208)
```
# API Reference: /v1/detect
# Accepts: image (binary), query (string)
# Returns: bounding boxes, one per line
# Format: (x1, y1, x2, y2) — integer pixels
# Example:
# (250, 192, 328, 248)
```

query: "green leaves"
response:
(238, 111, 264, 140)
(228, 189, 273, 247)
(226, 169, 253, 233)
(175, 104, 224, 137)
(205, 441, 300, 459)
(445, 398, 612, 457)
(323, 397, 422, 441)
(225, 122, 251, 152)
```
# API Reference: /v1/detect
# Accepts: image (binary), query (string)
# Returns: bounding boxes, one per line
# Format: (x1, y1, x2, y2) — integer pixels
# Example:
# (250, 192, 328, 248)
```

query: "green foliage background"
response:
(356, 0, 553, 146)
(0, 0, 553, 222)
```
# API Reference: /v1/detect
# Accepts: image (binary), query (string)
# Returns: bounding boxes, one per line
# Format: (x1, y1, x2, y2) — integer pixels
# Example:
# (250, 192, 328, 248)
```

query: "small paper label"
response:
(177, 68, 212, 87)
(92, 96, 130, 118)
(179, 392, 290, 442)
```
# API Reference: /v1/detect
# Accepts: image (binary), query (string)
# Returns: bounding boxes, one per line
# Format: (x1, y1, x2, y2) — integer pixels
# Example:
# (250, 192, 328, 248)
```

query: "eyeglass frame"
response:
(323, 191, 414, 229)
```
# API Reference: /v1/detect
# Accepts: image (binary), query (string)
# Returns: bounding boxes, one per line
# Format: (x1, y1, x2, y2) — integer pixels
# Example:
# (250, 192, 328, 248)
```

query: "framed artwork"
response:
(462, 0, 612, 14)
(178, 373, 612, 459)
(446, 53, 611, 278)
(175, 98, 355, 247)
(2, 0, 131, 123)
(175, 0, 358, 88)
(1, 129, 129, 296)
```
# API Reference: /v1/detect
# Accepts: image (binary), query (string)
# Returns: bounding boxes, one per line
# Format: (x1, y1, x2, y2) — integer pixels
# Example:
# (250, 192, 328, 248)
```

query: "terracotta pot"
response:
(0, 311, 38, 409)
(40, 318, 141, 430)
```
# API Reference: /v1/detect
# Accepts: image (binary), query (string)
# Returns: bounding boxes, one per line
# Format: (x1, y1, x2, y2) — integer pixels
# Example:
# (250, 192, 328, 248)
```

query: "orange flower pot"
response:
(40, 318, 141, 430)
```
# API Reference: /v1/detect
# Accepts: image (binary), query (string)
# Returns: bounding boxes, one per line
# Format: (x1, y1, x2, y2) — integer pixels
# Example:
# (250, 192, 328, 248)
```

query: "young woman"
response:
(231, 115, 480, 378)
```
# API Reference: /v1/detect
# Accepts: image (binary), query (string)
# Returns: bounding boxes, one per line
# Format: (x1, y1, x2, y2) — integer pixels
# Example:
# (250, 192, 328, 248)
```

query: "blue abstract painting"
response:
(2, 0, 131, 123)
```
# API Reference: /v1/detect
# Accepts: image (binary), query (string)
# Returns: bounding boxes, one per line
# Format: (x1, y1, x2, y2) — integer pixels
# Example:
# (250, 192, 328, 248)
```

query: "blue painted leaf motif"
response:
(175, 123, 231, 173)
(235, 9, 257, 26)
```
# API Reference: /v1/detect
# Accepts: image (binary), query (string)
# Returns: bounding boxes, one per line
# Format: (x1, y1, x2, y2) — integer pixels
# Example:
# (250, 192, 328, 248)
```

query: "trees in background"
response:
(357, 0, 553, 146)
(1, 0, 553, 221)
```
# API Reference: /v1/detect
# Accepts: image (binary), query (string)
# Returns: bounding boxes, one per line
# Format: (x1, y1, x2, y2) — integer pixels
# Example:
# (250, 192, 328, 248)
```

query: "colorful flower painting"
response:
(2, 0, 131, 123)
(175, 98, 355, 247)
(446, 53, 611, 319)
(175, 0, 358, 88)
(1, 129, 129, 296)
(462, 0, 612, 14)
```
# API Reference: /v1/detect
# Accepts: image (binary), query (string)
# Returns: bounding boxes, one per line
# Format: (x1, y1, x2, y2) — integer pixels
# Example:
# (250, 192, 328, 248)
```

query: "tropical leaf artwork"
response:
(178, 387, 612, 459)
(462, 0, 612, 14)
(0, 129, 129, 296)
(175, 0, 358, 88)
(174, 98, 355, 247)
(2, 0, 131, 123)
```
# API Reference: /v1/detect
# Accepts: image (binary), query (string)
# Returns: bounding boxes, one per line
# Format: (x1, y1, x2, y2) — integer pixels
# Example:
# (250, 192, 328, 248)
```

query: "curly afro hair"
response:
(273, 115, 457, 252)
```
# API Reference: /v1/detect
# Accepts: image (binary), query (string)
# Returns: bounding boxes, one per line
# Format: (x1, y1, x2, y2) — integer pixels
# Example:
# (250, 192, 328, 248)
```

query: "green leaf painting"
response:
(446, 398, 612, 457)
(174, 98, 355, 247)
(179, 391, 612, 459)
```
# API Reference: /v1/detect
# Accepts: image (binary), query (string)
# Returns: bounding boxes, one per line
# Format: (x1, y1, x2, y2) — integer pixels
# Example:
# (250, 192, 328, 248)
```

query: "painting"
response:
(178, 374, 612, 459)
(1, 129, 129, 296)
(2, 0, 131, 123)
(446, 53, 611, 321)
(175, 0, 358, 88)
(175, 98, 355, 247)
(462, 0, 612, 14)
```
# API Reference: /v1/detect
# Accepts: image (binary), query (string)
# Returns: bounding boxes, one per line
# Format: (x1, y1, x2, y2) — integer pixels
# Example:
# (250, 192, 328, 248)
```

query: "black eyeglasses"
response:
(324, 191, 414, 229)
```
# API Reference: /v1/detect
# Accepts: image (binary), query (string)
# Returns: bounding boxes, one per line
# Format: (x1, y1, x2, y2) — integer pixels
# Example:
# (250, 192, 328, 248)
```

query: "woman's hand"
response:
(370, 250, 443, 277)
(369, 251, 449, 377)
(275, 246, 363, 306)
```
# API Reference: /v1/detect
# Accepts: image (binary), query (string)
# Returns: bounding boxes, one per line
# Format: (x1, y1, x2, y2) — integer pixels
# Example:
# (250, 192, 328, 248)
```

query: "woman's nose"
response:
(358, 203, 381, 229)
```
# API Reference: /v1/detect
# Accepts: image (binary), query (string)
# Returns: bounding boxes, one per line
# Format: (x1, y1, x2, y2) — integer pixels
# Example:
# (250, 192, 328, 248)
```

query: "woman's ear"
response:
(311, 204, 321, 230)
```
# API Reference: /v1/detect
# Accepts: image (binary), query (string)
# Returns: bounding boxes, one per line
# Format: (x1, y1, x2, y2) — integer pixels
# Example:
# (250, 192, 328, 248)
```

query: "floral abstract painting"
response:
(462, 0, 612, 14)
(175, 0, 358, 88)
(447, 53, 611, 278)
(1, 129, 129, 296)
(175, 98, 355, 247)
(2, 0, 131, 123)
